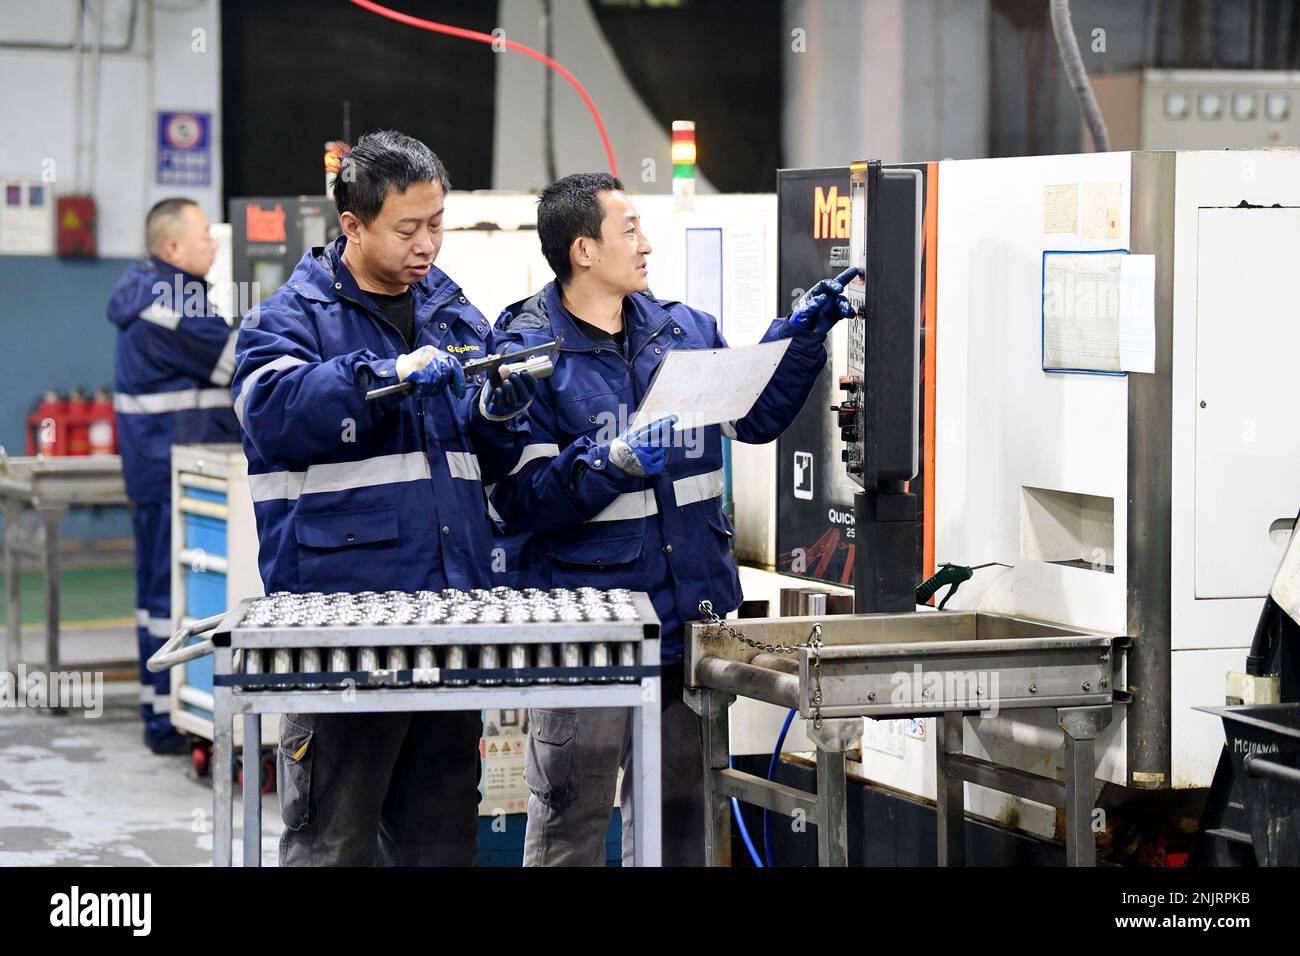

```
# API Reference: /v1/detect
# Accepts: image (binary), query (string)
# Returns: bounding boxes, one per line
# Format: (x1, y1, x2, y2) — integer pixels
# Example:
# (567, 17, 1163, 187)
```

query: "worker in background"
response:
(232, 130, 537, 867)
(491, 172, 856, 865)
(108, 197, 240, 754)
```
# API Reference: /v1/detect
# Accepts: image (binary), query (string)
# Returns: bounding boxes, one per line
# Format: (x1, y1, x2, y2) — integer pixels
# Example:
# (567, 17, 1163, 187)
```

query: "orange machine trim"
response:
(923, 161, 939, 586)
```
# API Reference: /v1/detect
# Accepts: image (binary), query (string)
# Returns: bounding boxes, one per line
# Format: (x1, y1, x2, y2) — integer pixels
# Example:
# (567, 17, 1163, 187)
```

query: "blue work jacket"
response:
(232, 236, 527, 595)
(491, 281, 827, 659)
(108, 257, 240, 503)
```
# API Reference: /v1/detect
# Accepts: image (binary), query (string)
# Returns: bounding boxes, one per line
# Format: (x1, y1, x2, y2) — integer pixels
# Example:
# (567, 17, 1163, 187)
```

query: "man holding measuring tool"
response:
(231, 131, 544, 866)
(490, 171, 858, 865)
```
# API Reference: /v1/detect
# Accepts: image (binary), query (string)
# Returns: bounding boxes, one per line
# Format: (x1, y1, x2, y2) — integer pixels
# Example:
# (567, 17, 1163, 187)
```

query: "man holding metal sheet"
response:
(231, 130, 537, 866)
(490, 172, 856, 865)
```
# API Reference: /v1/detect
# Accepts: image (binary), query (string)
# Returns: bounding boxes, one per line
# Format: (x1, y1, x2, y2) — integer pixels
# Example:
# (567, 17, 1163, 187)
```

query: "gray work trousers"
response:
(522, 663, 705, 866)
(277, 710, 483, 866)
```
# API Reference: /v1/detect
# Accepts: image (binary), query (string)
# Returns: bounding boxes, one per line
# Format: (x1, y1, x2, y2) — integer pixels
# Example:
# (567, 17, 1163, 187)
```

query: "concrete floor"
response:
(0, 624, 281, 866)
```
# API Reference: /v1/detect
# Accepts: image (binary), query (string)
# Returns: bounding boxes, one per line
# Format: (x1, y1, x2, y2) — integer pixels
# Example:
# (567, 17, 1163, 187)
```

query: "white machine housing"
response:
(847, 148, 1300, 841)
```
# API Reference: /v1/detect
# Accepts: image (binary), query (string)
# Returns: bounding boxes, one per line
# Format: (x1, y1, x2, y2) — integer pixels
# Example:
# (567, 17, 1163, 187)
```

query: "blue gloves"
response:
(397, 346, 467, 399)
(608, 415, 677, 478)
(480, 370, 538, 421)
(395, 346, 535, 424)
(788, 266, 861, 337)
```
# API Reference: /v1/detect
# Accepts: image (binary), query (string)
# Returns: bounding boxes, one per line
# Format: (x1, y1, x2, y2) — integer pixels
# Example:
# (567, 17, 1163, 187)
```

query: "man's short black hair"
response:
(537, 172, 626, 284)
(146, 197, 198, 254)
(334, 130, 451, 226)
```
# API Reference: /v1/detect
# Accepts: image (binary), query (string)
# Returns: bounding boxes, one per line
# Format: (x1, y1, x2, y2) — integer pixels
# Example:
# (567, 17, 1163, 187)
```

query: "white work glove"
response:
(396, 346, 466, 399)
(396, 345, 435, 381)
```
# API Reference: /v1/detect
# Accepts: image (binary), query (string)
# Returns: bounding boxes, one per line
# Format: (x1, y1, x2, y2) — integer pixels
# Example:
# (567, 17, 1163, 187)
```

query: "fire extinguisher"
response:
(88, 387, 117, 455)
(26, 390, 65, 457)
(65, 387, 90, 456)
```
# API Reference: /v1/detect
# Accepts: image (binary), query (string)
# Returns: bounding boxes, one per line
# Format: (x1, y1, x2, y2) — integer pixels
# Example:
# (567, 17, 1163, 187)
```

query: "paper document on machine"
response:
(630, 338, 792, 430)
(1042, 251, 1156, 374)
(1271, 516, 1300, 626)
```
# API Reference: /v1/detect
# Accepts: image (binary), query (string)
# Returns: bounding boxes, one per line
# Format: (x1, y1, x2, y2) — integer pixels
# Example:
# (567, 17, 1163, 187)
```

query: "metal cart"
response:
(687, 605, 1127, 867)
(151, 587, 664, 866)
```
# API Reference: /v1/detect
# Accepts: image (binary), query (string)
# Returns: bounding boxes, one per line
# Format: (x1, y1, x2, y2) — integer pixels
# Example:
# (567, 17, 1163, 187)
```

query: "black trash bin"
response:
(1198, 704, 1300, 866)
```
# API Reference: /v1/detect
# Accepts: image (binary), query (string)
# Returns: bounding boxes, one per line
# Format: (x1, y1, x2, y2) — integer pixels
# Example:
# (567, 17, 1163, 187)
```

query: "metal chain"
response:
(811, 648, 824, 729)
(698, 601, 826, 728)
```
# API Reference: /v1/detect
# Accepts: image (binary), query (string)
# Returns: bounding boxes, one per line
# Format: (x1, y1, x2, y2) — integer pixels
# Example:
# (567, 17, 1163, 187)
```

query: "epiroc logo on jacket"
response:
(491, 281, 827, 659)
(231, 236, 528, 595)
(108, 258, 241, 503)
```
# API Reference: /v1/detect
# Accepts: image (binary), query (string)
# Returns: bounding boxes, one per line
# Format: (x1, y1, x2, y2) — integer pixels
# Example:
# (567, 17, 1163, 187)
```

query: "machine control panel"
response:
(831, 160, 921, 490)
(833, 376, 863, 475)
(840, 161, 872, 487)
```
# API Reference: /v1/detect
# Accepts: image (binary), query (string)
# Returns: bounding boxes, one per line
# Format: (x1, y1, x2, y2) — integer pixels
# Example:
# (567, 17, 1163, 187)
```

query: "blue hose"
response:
(729, 756, 764, 867)
(762, 708, 797, 868)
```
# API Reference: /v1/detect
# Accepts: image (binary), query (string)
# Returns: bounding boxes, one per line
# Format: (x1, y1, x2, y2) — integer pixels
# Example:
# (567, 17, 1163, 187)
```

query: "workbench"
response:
(1, 454, 132, 677)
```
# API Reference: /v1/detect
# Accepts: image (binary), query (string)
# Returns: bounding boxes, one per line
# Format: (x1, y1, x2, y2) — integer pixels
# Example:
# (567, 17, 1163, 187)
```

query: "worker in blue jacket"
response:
(491, 172, 856, 865)
(108, 197, 240, 754)
(232, 131, 536, 866)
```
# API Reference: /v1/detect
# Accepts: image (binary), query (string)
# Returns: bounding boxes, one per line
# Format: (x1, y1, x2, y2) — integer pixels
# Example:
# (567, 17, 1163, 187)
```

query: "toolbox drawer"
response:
(185, 567, 227, 618)
(184, 513, 228, 557)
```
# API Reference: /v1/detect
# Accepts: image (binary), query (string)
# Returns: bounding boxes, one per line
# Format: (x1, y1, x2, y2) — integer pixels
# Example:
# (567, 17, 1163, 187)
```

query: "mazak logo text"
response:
(814, 186, 850, 240)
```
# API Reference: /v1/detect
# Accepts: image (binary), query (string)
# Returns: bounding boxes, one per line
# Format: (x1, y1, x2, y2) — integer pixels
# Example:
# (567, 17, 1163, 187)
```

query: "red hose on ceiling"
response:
(346, 0, 619, 177)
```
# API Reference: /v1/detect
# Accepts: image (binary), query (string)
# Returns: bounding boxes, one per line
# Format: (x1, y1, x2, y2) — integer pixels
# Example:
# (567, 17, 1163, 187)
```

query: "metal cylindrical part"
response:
(696, 656, 800, 710)
(751, 652, 799, 675)
(386, 646, 409, 674)
(414, 645, 435, 674)
(618, 641, 638, 682)
(534, 643, 557, 684)
(243, 648, 265, 690)
(444, 645, 469, 686)
(589, 642, 612, 682)
(273, 648, 296, 690)
(478, 644, 502, 686)
(507, 643, 530, 685)
(298, 648, 322, 689)
(801, 589, 828, 616)
(356, 647, 380, 674)
(560, 642, 584, 683)
(327, 647, 351, 683)
(1245, 753, 1300, 787)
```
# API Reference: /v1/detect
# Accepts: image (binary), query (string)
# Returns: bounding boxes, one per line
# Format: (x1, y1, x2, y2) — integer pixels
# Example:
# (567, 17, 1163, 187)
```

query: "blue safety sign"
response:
(156, 111, 211, 187)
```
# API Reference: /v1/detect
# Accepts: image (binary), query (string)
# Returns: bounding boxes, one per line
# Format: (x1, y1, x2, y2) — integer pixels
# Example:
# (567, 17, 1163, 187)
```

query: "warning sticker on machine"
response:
(862, 718, 906, 758)
(480, 709, 529, 815)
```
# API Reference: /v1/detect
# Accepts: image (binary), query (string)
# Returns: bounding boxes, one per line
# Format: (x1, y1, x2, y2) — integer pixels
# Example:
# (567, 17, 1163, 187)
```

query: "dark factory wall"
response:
(220, 0, 500, 205)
